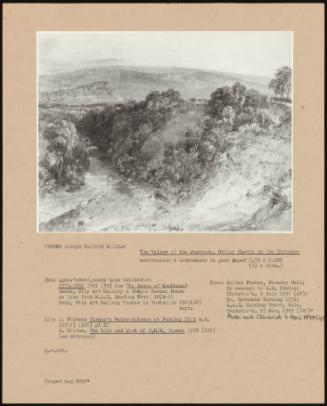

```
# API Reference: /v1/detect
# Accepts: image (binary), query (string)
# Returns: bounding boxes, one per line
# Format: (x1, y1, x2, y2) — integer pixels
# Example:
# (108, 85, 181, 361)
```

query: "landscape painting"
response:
(37, 31, 293, 232)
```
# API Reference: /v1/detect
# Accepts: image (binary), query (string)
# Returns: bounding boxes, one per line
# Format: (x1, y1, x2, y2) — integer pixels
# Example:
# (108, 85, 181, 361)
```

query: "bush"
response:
(39, 120, 90, 192)
(66, 85, 286, 203)
(244, 89, 268, 109)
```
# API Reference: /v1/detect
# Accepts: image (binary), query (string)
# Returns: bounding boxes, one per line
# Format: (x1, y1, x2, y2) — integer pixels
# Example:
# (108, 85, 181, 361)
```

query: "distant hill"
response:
(39, 65, 272, 105)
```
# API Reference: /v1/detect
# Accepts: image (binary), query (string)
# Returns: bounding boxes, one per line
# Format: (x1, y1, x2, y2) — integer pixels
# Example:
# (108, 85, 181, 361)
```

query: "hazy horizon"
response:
(38, 31, 292, 78)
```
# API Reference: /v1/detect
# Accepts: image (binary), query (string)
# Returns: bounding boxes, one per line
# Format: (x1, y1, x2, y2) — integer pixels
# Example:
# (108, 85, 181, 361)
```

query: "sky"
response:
(38, 31, 292, 77)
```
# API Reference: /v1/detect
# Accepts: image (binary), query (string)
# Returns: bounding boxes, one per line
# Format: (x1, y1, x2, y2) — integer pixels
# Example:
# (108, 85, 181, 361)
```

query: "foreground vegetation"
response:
(39, 78, 291, 208)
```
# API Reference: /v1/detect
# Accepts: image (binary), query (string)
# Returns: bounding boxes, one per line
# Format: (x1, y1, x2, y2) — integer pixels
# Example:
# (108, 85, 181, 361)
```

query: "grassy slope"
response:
(142, 105, 205, 164)
(39, 103, 292, 232)
(182, 130, 292, 231)
(39, 66, 271, 105)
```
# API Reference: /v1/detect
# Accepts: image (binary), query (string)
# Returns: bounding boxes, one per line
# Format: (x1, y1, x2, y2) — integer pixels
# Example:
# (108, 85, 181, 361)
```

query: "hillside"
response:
(39, 66, 271, 105)
(38, 67, 292, 232)
(39, 108, 292, 232)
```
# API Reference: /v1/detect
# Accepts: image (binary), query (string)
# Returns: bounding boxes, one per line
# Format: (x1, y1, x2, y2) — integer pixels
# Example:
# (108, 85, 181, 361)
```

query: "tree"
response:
(41, 120, 89, 189)
(207, 86, 235, 118)
(145, 89, 182, 110)
(184, 124, 202, 154)
(269, 66, 292, 100)
(145, 90, 161, 108)
(232, 82, 247, 108)
(207, 83, 249, 118)
(161, 88, 182, 105)
(244, 89, 268, 109)
(43, 122, 70, 182)
(222, 106, 235, 128)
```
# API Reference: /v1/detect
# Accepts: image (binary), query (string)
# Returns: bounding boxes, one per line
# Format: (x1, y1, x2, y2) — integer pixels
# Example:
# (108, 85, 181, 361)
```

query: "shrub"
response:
(39, 120, 90, 192)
